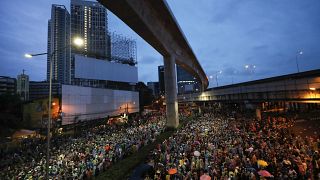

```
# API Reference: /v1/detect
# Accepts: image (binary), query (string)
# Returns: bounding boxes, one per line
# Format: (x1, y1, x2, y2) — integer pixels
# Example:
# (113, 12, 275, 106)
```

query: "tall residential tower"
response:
(70, 0, 111, 60)
(47, 4, 71, 84)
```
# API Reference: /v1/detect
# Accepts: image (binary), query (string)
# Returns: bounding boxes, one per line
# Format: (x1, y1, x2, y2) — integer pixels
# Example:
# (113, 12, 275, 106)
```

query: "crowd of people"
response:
(0, 113, 166, 179)
(1, 106, 320, 179)
(147, 112, 320, 179)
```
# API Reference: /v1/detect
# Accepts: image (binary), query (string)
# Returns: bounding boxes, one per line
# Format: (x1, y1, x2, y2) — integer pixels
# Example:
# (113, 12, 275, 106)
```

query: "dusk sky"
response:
(1, 0, 320, 87)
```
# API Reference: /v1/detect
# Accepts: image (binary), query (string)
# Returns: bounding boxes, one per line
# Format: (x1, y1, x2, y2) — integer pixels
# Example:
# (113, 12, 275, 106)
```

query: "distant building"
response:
(136, 82, 153, 112)
(47, 4, 71, 84)
(23, 97, 60, 129)
(0, 76, 16, 95)
(176, 65, 200, 94)
(29, 81, 62, 101)
(110, 33, 137, 66)
(147, 82, 159, 97)
(17, 71, 29, 101)
(71, 0, 111, 60)
(158, 65, 165, 95)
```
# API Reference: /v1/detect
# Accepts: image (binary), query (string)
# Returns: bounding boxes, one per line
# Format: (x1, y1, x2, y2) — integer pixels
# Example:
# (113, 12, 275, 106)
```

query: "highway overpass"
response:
(98, 0, 208, 128)
(180, 69, 320, 103)
(180, 70, 320, 115)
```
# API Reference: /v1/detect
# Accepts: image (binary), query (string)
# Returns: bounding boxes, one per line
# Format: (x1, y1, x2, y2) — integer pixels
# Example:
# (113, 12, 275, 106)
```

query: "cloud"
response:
(1, 0, 320, 85)
(138, 56, 159, 65)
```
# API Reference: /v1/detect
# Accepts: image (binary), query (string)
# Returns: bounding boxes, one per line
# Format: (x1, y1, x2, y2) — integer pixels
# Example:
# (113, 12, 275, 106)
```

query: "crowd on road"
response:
(0, 113, 166, 179)
(1, 106, 320, 180)
(148, 111, 320, 179)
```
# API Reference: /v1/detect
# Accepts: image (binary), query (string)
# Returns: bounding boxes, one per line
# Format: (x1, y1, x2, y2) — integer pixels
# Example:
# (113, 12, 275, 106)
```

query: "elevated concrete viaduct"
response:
(98, 0, 208, 128)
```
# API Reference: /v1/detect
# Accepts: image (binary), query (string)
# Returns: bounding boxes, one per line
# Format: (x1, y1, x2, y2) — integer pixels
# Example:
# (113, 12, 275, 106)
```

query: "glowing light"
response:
(73, 37, 84, 47)
(24, 54, 32, 58)
(310, 87, 316, 91)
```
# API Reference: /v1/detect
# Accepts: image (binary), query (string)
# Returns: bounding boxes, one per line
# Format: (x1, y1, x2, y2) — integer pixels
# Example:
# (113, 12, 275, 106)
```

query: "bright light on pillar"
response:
(309, 87, 316, 91)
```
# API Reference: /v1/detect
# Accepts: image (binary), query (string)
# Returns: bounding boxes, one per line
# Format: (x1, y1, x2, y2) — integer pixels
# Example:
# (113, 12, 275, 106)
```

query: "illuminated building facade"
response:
(176, 65, 200, 94)
(70, 0, 111, 60)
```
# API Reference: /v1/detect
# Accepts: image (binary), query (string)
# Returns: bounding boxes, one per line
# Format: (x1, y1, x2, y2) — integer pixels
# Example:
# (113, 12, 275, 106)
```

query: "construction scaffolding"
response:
(110, 32, 137, 66)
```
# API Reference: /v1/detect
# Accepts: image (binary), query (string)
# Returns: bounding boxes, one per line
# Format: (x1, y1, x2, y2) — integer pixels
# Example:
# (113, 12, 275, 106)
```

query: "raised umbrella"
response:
(258, 170, 273, 177)
(283, 160, 292, 165)
(200, 174, 211, 180)
(194, 141, 200, 145)
(194, 150, 201, 157)
(257, 160, 268, 167)
(246, 147, 254, 153)
(168, 168, 177, 175)
(245, 167, 257, 172)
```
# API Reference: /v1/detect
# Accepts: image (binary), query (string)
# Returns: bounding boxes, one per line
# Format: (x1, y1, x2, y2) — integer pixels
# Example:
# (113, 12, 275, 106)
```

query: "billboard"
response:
(74, 54, 138, 83)
(61, 85, 139, 125)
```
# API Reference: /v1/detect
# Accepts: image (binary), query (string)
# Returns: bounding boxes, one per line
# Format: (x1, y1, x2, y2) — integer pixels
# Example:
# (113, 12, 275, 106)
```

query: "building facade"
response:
(17, 71, 29, 101)
(158, 65, 165, 95)
(176, 65, 200, 94)
(147, 82, 159, 97)
(47, 4, 71, 84)
(29, 81, 62, 101)
(71, 0, 111, 60)
(0, 76, 16, 95)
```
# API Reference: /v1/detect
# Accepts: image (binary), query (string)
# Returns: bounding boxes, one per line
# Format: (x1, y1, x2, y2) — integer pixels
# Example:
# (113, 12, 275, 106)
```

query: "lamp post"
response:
(25, 37, 83, 179)
(295, 50, 303, 73)
(245, 64, 256, 80)
(209, 70, 222, 87)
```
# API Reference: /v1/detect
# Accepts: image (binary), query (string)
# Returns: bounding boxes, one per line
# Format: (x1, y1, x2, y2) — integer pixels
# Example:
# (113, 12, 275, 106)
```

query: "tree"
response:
(0, 93, 23, 130)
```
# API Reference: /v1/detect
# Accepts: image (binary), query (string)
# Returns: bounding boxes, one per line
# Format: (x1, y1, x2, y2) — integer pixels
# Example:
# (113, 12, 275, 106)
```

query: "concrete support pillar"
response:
(164, 55, 179, 128)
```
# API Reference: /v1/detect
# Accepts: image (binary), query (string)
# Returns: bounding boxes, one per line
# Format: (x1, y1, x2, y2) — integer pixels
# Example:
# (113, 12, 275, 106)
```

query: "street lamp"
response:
(295, 50, 303, 73)
(24, 37, 83, 179)
(210, 70, 222, 87)
(244, 64, 256, 80)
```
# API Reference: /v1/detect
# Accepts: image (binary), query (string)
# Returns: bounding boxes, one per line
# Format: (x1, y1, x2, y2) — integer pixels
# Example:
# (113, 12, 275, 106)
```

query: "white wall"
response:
(61, 85, 139, 125)
(74, 55, 138, 83)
